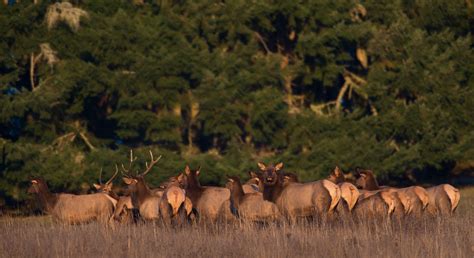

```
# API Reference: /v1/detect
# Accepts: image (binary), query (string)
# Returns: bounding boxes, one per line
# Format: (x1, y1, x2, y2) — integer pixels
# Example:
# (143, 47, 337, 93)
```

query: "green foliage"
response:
(0, 0, 473, 209)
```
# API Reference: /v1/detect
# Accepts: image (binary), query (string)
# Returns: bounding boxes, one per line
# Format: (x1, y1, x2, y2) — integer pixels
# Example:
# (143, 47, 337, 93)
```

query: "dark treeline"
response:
(0, 0, 473, 209)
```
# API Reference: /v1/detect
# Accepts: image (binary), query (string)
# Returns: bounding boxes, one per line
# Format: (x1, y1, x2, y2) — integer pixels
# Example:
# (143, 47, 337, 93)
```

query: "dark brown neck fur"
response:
(262, 174, 286, 203)
(33, 182, 59, 213)
(184, 173, 204, 204)
(107, 190, 120, 201)
(134, 177, 154, 205)
(362, 171, 380, 191)
(228, 181, 245, 209)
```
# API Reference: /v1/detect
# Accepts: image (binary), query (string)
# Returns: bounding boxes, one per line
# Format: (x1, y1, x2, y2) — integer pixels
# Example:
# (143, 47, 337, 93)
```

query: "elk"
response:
(425, 184, 460, 216)
(158, 176, 189, 226)
(93, 166, 136, 223)
(328, 166, 405, 218)
(242, 171, 262, 194)
(354, 169, 429, 217)
(327, 166, 360, 213)
(159, 175, 196, 219)
(352, 191, 396, 220)
(178, 165, 232, 222)
(28, 178, 115, 224)
(121, 150, 164, 221)
(225, 175, 282, 222)
(244, 171, 298, 193)
(163, 176, 195, 219)
(258, 162, 341, 222)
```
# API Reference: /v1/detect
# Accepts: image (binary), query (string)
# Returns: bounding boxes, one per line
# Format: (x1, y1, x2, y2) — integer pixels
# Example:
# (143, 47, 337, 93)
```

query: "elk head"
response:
(180, 165, 200, 189)
(328, 166, 345, 184)
(354, 168, 379, 190)
(93, 165, 119, 194)
(27, 178, 46, 194)
(281, 172, 298, 187)
(121, 149, 162, 193)
(225, 176, 241, 191)
(257, 162, 283, 186)
(246, 171, 264, 191)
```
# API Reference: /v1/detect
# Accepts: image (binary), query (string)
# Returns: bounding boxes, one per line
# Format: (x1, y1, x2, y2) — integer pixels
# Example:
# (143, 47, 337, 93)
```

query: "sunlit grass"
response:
(0, 188, 472, 258)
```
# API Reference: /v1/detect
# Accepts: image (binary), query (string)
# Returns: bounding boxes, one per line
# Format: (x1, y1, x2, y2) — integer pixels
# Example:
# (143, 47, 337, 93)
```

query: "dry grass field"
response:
(1, 187, 473, 258)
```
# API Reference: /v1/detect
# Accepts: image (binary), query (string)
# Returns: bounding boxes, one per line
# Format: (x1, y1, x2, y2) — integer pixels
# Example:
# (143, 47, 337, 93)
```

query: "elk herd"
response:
(28, 150, 461, 226)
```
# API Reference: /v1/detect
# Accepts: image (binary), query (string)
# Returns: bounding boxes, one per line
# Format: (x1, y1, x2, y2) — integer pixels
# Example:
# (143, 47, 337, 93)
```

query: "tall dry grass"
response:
(1, 188, 473, 258)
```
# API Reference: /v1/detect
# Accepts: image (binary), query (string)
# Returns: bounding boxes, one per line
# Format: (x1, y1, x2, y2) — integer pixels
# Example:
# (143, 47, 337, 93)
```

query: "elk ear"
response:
(122, 177, 133, 185)
(93, 183, 101, 190)
(275, 162, 284, 171)
(185, 165, 191, 175)
(257, 162, 266, 171)
(177, 173, 185, 182)
(354, 167, 361, 177)
(31, 180, 38, 184)
(334, 166, 342, 177)
(227, 177, 234, 183)
(249, 171, 258, 178)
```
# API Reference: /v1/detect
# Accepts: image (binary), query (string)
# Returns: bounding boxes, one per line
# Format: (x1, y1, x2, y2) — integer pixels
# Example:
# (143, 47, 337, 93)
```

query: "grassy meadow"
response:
(0, 187, 473, 258)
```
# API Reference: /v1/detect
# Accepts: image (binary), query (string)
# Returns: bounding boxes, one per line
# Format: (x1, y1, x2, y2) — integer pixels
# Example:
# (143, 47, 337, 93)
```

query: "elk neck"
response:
(106, 190, 120, 201)
(229, 181, 245, 209)
(364, 174, 380, 191)
(184, 174, 204, 204)
(135, 177, 153, 204)
(35, 183, 59, 213)
(263, 179, 285, 203)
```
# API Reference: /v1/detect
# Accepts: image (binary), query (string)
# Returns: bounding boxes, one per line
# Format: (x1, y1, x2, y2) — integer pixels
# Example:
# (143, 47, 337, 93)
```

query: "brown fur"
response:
(122, 176, 163, 221)
(112, 196, 135, 223)
(353, 191, 396, 220)
(258, 162, 339, 222)
(355, 169, 428, 217)
(28, 179, 115, 224)
(327, 167, 360, 212)
(179, 166, 231, 222)
(225, 176, 281, 222)
(159, 186, 187, 225)
(160, 175, 194, 217)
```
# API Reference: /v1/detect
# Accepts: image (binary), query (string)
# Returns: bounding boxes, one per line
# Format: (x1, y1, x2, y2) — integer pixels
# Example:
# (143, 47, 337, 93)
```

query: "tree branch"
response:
(335, 78, 351, 112)
(254, 32, 271, 54)
(79, 132, 96, 151)
(30, 53, 36, 91)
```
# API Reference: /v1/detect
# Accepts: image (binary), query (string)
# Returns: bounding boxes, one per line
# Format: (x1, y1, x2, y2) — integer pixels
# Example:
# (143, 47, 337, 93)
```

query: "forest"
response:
(0, 0, 473, 211)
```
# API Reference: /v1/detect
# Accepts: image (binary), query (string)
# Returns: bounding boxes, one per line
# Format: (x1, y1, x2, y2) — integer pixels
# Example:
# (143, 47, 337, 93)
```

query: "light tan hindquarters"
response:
(339, 183, 360, 211)
(379, 191, 395, 215)
(443, 184, 460, 212)
(322, 180, 341, 212)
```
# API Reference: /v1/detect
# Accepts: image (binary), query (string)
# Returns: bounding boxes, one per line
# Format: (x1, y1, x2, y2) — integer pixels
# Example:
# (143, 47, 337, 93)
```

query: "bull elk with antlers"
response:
(93, 166, 137, 223)
(121, 150, 164, 221)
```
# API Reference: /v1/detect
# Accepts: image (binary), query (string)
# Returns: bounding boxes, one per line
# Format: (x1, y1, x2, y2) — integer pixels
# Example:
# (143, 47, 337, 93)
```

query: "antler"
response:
(105, 164, 119, 185)
(98, 167, 103, 185)
(141, 150, 162, 176)
(121, 149, 138, 176)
